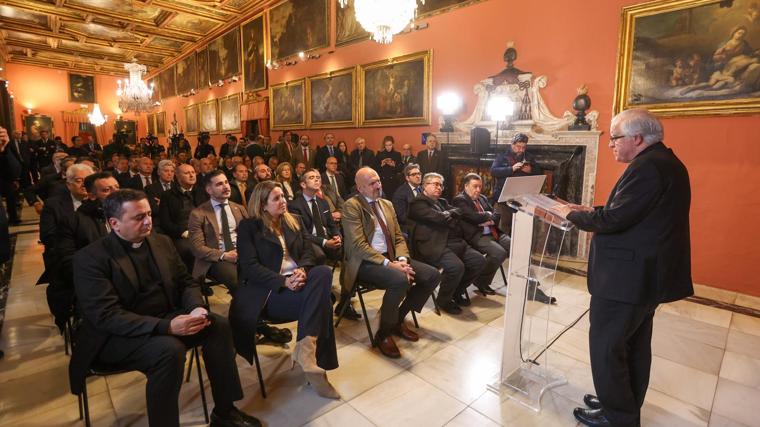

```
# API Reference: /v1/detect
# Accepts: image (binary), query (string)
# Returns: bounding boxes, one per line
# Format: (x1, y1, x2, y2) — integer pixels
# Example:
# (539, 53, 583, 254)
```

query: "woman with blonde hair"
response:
(229, 181, 339, 398)
(274, 161, 296, 200)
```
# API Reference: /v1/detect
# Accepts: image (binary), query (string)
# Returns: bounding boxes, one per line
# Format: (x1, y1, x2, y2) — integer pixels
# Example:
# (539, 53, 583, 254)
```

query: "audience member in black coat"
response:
(321, 156, 348, 199)
(194, 134, 216, 159)
(101, 140, 132, 163)
(71, 189, 260, 427)
(490, 133, 542, 232)
(0, 127, 21, 263)
(125, 157, 156, 191)
(348, 137, 375, 173)
(391, 163, 422, 235)
(8, 130, 36, 186)
(220, 135, 245, 158)
(315, 133, 345, 172)
(66, 136, 90, 158)
(33, 130, 58, 169)
(375, 136, 403, 199)
(228, 164, 250, 207)
(288, 169, 342, 265)
(416, 134, 449, 196)
(140, 137, 165, 159)
(400, 143, 416, 167)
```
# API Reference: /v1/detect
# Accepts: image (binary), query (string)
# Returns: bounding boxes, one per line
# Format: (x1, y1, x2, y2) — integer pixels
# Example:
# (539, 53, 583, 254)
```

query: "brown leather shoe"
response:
(392, 322, 419, 342)
(375, 334, 401, 358)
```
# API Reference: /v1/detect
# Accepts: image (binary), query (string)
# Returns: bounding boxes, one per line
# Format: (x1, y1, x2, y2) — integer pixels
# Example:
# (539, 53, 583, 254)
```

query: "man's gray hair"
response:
(66, 163, 94, 181)
(614, 108, 664, 146)
(157, 159, 175, 171)
(422, 172, 444, 185)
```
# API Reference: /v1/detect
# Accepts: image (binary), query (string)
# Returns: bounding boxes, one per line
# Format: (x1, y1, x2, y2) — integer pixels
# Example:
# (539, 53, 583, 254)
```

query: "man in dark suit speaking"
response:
(557, 109, 692, 427)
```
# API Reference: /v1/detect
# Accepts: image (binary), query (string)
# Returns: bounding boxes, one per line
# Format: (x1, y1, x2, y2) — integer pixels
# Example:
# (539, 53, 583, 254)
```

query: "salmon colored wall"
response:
(5, 0, 760, 296)
(5, 63, 140, 141)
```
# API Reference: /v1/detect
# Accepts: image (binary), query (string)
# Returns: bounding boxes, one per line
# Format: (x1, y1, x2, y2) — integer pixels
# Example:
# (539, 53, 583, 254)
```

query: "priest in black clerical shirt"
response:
(70, 189, 260, 427)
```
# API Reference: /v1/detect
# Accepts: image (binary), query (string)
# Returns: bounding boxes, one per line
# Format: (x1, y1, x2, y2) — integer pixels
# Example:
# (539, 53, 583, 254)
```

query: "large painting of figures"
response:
(268, 0, 329, 61)
(175, 54, 197, 95)
(269, 79, 305, 130)
(68, 73, 96, 103)
(159, 66, 176, 99)
(241, 14, 268, 93)
(197, 48, 210, 89)
(114, 119, 137, 145)
(209, 28, 241, 83)
(200, 99, 219, 133)
(336, 0, 369, 46)
(219, 93, 242, 133)
(416, 0, 486, 18)
(614, 0, 760, 117)
(184, 104, 200, 135)
(359, 50, 431, 127)
(306, 67, 356, 128)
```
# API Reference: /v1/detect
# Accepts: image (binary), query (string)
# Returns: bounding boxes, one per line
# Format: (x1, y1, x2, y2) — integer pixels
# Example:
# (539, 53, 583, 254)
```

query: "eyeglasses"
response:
(609, 134, 630, 142)
(426, 182, 443, 188)
(407, 172, 421, 176)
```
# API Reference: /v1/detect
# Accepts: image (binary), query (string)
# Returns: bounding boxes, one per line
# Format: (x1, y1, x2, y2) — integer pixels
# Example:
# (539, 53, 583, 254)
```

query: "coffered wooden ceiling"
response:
(0, 0, 271, 76)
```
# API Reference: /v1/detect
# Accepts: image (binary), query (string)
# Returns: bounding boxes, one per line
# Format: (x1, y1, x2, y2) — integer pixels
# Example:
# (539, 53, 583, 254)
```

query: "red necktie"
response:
(303, 148, 308, 162)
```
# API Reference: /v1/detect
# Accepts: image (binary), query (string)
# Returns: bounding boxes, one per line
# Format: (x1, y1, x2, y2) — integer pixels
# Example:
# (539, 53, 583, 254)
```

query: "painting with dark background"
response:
(308, 69, 355, 127)
(146, 113, 156, 136)
(624, 0, 760, 109)
(270, 80, 304, 129)
(159, 66, 176, 99)
(156, 111, 166, 136)
(200, 99, 219, 133)
(184, 104, 199, 135)
(416, 0, 485, 18)
(242, 14, 268, 93)
(114, 119, 137, 145)
(269, 0, 329, 61)
(68, 73, 95, 103)
(336, 0, 369, 46)
(220, 94, 241, 132)
(197, 48, 210, 89)
(23, 115, 53, 139)
(175, 54, 197, 95)
(209, 28, 241, 83)
(362, 53, 429, 125)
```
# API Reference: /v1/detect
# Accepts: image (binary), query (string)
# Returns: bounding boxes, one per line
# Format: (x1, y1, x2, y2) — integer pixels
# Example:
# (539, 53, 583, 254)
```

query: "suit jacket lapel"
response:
(203, 202, 221, 238)
(105, 233, 139, 291)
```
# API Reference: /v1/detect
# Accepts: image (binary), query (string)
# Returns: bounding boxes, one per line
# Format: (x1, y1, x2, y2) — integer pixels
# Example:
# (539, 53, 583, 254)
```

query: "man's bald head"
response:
(355, 167, 381, 200)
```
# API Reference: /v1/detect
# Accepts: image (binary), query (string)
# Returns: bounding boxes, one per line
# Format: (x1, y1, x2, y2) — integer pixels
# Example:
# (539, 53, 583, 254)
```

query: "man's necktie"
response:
(145, 175, 151, 186)
(330, 175, 338, 194)
(475, 199, 499, 239)
(239, 183, 247, 208)
(303, 148, 308, 163)
(310, 199, 326, 237)
(415, 187, 422, 196)
(220, 203, 234, 251)
(370, 200, 395, 260)
(328, 146, 334, 156)
(358, 150, 363, 167)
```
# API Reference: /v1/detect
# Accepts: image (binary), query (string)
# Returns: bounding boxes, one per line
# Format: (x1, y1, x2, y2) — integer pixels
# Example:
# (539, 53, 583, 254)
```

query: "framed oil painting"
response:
(175, 54, 197, 96)
(268, 0, 329, 61)
(209, 28, 241, 83)
(114, 119, 137, 145)
(200, 99, 219, 133)
(197, 48, 210, 89)
(68, 73, 95, 103)
(23, 114, 53, 139)
(146, 113, 156, 136)
(359, 50, 432, 127)
(269, 79, 305, 130)
(159, 66, 176, 99)
(614, 0, 760, 117)
(219, 93, 242, 133)
(416, 0, 486, 19)
(306, 67, 356, 128)
(336, 0, 369, 46)
(241, 14, 268, 93)
(156, 111, 166, 136)
(184, 104, 200, 135)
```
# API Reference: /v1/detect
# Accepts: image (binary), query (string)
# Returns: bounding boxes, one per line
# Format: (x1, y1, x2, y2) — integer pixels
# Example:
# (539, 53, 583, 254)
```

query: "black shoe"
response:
(438, 299, 463, 315)
(527, 281, 557, 304)
(573, 407, 610, 427)
(584, 394, 602, 410)
(476, 285, 497, 296)
(256, 323, 292, 344)
(335, 299, 362, 320)
(453, 293, 471, 307)
(211, 406, 262, 427)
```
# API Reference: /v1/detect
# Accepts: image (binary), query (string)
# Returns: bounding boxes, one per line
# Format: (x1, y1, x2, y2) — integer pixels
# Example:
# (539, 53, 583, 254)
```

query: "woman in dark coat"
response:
(230, 180, 339, 399)
(374, 135, 403, 198)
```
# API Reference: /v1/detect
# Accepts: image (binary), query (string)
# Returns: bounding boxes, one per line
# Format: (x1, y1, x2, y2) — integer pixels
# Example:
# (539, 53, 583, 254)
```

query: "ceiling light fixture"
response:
(116, 60, 158, 114)
(340, 0, 424, 44)
(88, 104, 107, 127)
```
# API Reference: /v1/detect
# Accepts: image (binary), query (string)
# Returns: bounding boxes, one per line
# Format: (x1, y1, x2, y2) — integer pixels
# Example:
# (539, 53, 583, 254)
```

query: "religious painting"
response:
(114, 119, 137, 145)
(336, 0, 369, 46)
(241, 14, 268, 93)
(146, 113, 156, 136)
(268, 0, 329, 61)
(68, 73, 96, 103)
(306, 67, 356, 128)
(184, 104, 200, 135)
(416, 0, 487, 19)
(156, 111, 166, 136)
(175, 54, 197, 96)
(159, 66, 176, 99)
(23, 114, 53, 139)
(197, 48, 210, 89)
(209, 28, 241, 83)
(269, 79, 305, 130)
(200, 99, 219, 133)
(359, 50, 432, 127)
(614, 0, 760, 117)
(219, 93, 242, 133)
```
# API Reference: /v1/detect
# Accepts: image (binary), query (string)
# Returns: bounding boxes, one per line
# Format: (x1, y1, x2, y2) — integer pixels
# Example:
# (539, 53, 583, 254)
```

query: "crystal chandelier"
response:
(88, 104, 107, 127)
(116, 60, 158, 113)
(339, 0, 424, 44)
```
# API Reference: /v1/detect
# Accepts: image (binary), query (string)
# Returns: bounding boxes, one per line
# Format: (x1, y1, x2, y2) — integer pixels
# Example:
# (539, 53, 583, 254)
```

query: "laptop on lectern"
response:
(497, 175, 546, 203)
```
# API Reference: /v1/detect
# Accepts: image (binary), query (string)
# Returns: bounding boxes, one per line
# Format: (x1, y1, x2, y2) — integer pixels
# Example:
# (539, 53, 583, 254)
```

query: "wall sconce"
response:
(436, 92, 462, 133)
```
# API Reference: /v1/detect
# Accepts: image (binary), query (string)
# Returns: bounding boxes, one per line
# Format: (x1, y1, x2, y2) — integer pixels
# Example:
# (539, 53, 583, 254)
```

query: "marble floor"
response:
(1, 212, 759, 426)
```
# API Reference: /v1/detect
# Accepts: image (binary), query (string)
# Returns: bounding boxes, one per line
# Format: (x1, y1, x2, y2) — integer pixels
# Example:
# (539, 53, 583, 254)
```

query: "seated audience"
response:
(125, 157, 155, 191)
(275, 162, 296, 201)
(288, 169, 342, 266)
(71, 189, 260, 427)
(342, 167, 440, 358)
(231, 181, 339, 398)
(228, 163, 250, 207)
(392, 163, 422, 235)
(322, 156, 348, 199)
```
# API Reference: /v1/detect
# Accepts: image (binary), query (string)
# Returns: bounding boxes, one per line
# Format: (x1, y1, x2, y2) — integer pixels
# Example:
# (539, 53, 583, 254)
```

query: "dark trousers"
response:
(471, 234, 509, 288)
(310, 241, 342, 267)
(96, 312, 243, 427)
(265, 265, 338, 370)
(589, 296, 658, 427)
(172, 238, 195, 274)
(428, 242, 485, 302)
(356, 258, 439, 334)
(207, 261, 238, 291)
(0, 182, 19, 223)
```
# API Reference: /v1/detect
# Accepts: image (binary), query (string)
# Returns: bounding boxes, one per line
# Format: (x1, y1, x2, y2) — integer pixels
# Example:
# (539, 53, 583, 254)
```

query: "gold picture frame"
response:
(613, 0, 760, 117)
(268, 0, 329, 61)
(416, 0, 487, 19)
(184, 104, 200, 135)
(146, 113, 156, 136)
(269, 79, 305, 130)
(68, 73, 96, 103)
(219, 93, 242, 133)
(359, 50, 432, 127)
(200, 99, 219, 134)
(306, 66, 357, 128)
(156, 111, 166, 136)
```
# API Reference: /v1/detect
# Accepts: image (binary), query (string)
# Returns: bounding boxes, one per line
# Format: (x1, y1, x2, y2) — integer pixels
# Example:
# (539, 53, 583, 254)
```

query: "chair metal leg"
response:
(194, 348, 210, 424)
(356, 288, 375, 347)
(500, 265, 508, 288)
(185, 348, 194, 383)
(411, 311, 419, 328)
(77, 392, 83, 420)
(252, 341, 267, 398)
(82, 380, 91, 427)
(432, 290, 441, 316)
(334, 281, 359, 329)
(63, 321, 70, 356)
